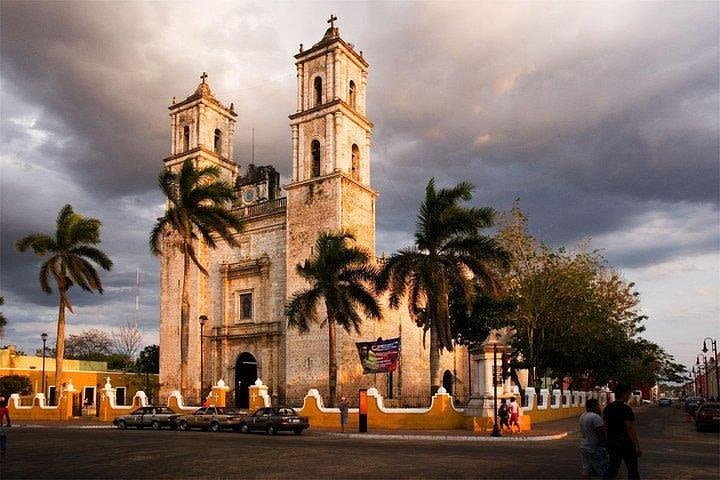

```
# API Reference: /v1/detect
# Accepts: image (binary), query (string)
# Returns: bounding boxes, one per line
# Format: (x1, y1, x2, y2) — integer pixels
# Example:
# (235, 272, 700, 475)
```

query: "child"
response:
(498, 398, 510, 433)
(508, 396, 521, 433)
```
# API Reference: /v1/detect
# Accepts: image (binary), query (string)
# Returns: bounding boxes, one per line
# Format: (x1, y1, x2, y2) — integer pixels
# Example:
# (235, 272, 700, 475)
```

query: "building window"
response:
(214, 129, 222, 155)
(48, 385, 57, 406)
(183, 126, 190, 151)
(314, 76, 323, 107)
(83, 386, 96, 406)
(349, 80, 356, 108)
(351, 144, 360, 181)
(116, 387, 126, 406)
(311, 140, 321, 177)
(240, 293, 252, 320)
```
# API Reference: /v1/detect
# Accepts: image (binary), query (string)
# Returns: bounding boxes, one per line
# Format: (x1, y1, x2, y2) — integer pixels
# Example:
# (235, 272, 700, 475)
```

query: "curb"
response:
(13, 424, 114, 429)
(316, 431, 568, 442)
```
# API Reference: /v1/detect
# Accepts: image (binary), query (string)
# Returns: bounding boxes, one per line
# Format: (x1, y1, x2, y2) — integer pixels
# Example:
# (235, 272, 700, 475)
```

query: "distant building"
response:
(159, 20, 468, 406)
(0, 345, 156, 413)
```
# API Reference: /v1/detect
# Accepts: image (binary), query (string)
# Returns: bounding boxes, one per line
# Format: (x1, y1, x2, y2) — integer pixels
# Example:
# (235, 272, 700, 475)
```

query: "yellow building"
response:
(0, 345, 157, 413)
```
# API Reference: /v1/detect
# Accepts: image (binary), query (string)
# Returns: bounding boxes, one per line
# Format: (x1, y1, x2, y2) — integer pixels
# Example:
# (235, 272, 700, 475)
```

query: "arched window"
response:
(351, 144, 360, 181)
(348, 80, 356, 108)
(214, 129, 222, 154)
(314, 76, 323, 107)
(182, 126, 190, 151)
(311, 140, 321, 177)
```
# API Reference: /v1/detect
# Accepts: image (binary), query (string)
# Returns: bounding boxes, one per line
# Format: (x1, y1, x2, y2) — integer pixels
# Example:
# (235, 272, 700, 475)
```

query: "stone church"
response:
(159, 20, 468, 407)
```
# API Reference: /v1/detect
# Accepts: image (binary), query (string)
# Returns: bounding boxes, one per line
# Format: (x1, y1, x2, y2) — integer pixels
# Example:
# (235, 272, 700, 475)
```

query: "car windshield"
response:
(276, 408, 296, 416)
(699, 404, 720, 412)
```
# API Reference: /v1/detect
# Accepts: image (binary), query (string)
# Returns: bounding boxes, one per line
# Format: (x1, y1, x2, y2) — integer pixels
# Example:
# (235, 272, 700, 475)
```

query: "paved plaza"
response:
(1, 407, 717, 479)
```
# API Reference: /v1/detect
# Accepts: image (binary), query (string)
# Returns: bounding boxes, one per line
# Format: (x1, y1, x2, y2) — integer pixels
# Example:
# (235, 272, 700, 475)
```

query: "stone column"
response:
(364, 131, 372, 184)
(228, 121, 235, 161)
(326, 51, 334, 102)
(171, 114, 177, 155)
(334, 49, 342, 100)
(325, 114, 334, 174)
(298, 124, 305, 180)
(296, 64, 303, 112)
(291, 125, 299, 181)
(360, 71, 368, 115)
(334, 112, 343, 172)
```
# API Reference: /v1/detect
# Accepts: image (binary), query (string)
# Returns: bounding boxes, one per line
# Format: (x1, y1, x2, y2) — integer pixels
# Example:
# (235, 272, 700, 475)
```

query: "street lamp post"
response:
(199, 315, 208, 402)
(697, 354, 708, 399)
(702, 337, 719, 399)
(691, 366, 696, 396)
(41, 332, 48, 398)
(491, 343, 502, 437)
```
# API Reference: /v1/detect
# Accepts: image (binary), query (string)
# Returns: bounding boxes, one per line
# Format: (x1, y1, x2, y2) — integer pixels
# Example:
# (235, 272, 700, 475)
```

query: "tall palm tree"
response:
(285, 230, 381, 406)
(150, 159, 242, 393)
(376, 179, 509, 394)
(16, 204, 113, 388)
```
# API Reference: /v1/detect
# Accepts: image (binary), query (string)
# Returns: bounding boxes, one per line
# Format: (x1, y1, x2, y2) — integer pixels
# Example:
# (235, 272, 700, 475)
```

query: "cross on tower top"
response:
(200, 72, 208, 84)
(327, 14, 337, 28)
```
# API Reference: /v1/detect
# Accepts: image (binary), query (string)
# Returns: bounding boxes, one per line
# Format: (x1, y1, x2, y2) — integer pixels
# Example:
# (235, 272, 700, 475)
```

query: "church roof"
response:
(169, 72, 237, 116)
(295, 16, 368, 68)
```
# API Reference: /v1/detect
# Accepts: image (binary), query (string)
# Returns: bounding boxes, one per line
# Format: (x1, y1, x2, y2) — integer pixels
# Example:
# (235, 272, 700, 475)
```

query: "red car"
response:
(694, 402, 720, 432)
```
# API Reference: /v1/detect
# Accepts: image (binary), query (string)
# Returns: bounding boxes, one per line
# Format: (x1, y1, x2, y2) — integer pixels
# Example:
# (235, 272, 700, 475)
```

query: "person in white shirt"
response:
(580, 398, 608, 478)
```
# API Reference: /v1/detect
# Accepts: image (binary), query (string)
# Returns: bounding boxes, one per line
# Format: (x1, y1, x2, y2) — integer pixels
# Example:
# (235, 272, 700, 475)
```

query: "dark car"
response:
(694, 402, 720, 432)
(113, 406, 178, 430)
(658, 397, 673, 407)
(175, 406, 244, 432)
(684, 396, 704, 415)
(238, 407, 309, 435)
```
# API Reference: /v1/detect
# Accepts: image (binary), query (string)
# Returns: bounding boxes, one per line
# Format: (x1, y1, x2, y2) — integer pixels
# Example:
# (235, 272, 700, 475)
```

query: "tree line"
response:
(9, 158, 686, 405)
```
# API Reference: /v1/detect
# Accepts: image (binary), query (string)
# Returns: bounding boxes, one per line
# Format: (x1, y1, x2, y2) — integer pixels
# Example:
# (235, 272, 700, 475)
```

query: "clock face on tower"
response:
(241, 187, 257, 206)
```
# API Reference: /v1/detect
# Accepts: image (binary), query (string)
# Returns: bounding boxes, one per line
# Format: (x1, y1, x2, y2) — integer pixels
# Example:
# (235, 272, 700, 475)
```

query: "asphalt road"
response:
(1, 407, 717, 479)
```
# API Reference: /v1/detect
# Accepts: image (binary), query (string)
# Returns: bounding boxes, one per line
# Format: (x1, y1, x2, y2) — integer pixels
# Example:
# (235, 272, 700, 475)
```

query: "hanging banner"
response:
(356, 337, 400, 374)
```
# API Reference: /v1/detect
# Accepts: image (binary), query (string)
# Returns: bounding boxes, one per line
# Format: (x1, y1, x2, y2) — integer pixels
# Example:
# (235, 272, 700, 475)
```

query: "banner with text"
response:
(356, 337, 400, 374)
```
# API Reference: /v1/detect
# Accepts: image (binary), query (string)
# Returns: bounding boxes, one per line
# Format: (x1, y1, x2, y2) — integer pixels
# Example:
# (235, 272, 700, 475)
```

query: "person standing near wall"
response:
(603, 384, 641, 479)
(339, 395, 350, 433)
(508, 396, 521, 433)
(579, 398, 607, 479)
(0, 399, 11, 456)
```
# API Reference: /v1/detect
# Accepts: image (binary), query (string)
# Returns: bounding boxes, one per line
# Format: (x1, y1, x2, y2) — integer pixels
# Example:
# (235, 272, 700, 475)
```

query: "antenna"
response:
(134, 267, 140, 314)
(251, 128, 255, 164)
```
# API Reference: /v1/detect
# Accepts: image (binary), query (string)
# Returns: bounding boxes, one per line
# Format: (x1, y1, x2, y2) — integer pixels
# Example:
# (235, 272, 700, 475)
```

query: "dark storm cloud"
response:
(0, 1, 718, 363)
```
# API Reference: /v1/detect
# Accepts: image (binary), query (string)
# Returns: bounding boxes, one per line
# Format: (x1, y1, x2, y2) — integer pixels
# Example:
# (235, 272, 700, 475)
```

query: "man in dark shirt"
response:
(603, 383, 641, 479)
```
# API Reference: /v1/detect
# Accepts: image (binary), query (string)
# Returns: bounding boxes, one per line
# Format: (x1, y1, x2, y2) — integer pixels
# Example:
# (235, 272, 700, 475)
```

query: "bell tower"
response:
(284, 17, 378, 398)
(165, 72, 238, 182)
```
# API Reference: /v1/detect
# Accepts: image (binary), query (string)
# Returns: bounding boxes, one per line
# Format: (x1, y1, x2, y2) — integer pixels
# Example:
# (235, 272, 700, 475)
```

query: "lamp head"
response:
(199, 315, 208, 326)
(41, 332, 48, 342)
(702, 340, 708, 353)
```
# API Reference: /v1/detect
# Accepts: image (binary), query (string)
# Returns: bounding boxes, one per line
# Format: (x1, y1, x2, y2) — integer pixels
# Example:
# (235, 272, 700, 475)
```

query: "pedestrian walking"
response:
(508, 396, 521, 433)
(0, 399, 11, 456)
(603, 384, 641, 479)
(579, 398, 608, 479)
(498, 398, 510, 433)
(339, 395, 350, 433)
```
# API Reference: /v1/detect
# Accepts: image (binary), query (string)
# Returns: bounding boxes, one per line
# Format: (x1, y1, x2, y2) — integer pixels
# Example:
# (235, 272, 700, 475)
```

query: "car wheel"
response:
(266, 424, 276, 435)
(117, 419, 127, 430)
(293, 428, 303, 435)
(210, 421, 221, 432)
(240, 423, 249, 434)
(152, 420, 161, 430)
(178, 420, 190, 431)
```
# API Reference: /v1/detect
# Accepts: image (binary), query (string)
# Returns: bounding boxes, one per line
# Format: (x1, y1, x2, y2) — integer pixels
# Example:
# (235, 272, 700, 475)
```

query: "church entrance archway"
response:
(442, 370, 453, 396)
(235, 352, 257, 409)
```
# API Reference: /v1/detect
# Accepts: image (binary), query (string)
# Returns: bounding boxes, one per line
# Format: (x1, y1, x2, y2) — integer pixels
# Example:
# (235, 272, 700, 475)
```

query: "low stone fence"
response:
(7, 378, 79, 421)
(523, 387, 615, 426)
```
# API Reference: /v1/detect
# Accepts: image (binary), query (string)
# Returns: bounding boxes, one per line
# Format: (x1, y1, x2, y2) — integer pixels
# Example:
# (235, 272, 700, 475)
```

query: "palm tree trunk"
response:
(180, 248, 191, 395)
(55, 294, 66, 398)
(328, 318, 337, 408)
(430, 324, 440, 395)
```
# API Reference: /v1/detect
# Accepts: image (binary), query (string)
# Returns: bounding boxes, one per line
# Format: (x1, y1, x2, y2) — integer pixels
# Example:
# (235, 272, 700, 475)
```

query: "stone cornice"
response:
(162, 146, 238, 170)
(288, 99, 373, 130)
(295, 36, 368, 69)
(284, 171, 378, 197)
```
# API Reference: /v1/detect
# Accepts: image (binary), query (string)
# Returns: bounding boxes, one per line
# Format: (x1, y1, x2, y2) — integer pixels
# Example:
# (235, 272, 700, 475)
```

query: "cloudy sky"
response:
(1, 1, 717, 369)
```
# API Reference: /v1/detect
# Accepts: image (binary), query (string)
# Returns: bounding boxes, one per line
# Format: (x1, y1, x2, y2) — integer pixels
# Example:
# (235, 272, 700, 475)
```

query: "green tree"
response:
(376, 179, 509, 393)
(150, 159, 242, 393)
(16, 205, 113, 389)
(285, 230, 381, 406)
(0, 374, 32, 399)
(136, 345, 160, 374)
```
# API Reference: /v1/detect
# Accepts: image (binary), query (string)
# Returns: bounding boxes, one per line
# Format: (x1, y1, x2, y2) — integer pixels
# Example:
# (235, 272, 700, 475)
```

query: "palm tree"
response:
(285, 230, 381, 406)
(376, 179, 509, 394)
(0, 296, 6, 337)
(16, 204, 113, 388)
(150, 159, 242, 393)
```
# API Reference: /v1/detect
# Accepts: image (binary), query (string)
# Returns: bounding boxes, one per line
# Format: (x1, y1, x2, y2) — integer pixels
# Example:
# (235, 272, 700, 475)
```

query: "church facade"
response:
(159, 21, 468, 406)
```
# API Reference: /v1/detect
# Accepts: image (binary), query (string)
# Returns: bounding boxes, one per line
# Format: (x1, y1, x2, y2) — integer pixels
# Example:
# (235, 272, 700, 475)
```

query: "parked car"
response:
(113, 406, 178, 430)
(658, 397, 673, 407)
(684, 396, 704, 416)
(175, 406, 244, 432)
(694, 402, 720, 432)
(238, 406, 310, 435)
